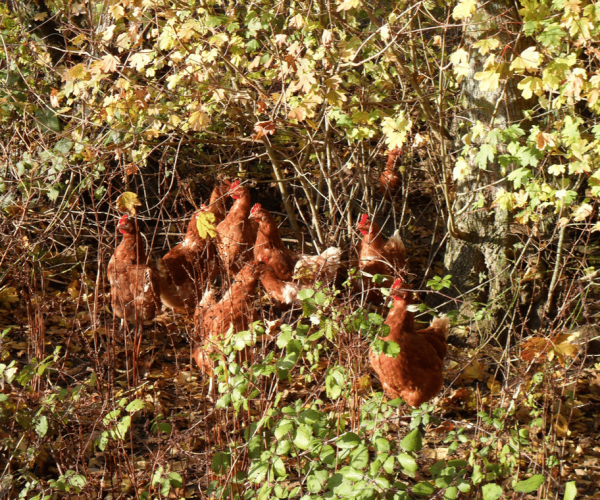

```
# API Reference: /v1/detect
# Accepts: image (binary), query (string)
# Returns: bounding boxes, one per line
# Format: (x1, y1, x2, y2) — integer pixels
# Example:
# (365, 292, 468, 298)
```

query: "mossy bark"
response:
(444, 1, 530, 343)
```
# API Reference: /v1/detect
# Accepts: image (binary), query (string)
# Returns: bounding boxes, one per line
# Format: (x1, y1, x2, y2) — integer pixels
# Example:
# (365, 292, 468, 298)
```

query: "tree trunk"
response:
(444, 0, 530, 342)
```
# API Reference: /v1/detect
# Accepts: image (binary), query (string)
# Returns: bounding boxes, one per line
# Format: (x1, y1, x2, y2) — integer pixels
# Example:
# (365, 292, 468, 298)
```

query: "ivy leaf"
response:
(116, 192, 142, 215)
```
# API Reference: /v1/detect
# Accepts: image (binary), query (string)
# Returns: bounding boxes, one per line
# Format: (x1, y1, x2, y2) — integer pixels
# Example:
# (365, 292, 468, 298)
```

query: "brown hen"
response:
(379, 147, 402, 198)
(369, 279, 449, 407)
(249, 203, 297, 280)
(216, 181, 258, 275)
(107, 214, 161, 326)
(157, 183, 228, 311)
(356, 214, 406, 303)
(257, 261, 301, 310)
(192, 263, 261, 374)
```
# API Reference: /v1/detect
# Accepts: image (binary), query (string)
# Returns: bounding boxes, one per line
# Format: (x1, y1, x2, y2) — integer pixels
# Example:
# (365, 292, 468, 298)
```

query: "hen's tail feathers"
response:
(430, 315, 450, 339)
(386, 233, 405, 254)
(199, 286, 216, 308)
(294, 247, 341, 281)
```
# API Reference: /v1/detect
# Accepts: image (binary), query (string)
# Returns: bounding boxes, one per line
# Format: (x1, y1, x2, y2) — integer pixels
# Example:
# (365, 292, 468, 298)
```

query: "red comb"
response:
(250, 203, 261, 215)
(392, 279, 403, 289)
(358, 214, 369, 226)
(231, 180, 241, 189)
(118, 214, 128, 225)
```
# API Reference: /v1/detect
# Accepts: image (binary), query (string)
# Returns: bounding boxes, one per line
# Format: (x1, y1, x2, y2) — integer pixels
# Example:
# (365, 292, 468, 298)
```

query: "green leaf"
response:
(35, 107, 61, 132)
(337, 432, 360, 449)
(196, 211, 217, 238)
(314, 291, 326, 305)
(326, 366, 346, 399)
(293, 424, 312, 450)
(297, 288, 314, 300)
(400, 429, 422, 452)
(274, 419, 294, 440)
(349, 445, 369, 469)
(444, 486, 458, 500)
(381, 340, 400, 358)
(54, 139, 73, 155)
(307, 474, 324, 493)
(397, 453, 418, 472)
(98, 431, 108, 451)
(320, 445, 337, 467)
(212, 452, 231, 475)
(563, 481, 577, 500)
(514, 475, 544, 493)
(482, 483, 503, 500)
(272, 457, 286, 477)
(68, 474, 87, 490)
(475, 144, 495, 169)
(412, 481, 435, 496)
(125, 399, 145, 412)
(35, 415, 48, 438)
(168, 472, 183, 488)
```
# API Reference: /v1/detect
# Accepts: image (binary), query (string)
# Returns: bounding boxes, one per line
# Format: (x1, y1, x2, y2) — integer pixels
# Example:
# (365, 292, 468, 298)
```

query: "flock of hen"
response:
(107, 176, 449, 407)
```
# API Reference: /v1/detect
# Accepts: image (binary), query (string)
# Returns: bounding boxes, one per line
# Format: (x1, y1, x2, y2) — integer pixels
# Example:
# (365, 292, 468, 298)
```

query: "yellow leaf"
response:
(189, 109, 209, 131)
(492, 188, 516, 210)
(337, 0, 361, 11)
(474, 69, 500, 92)
(196, 211, 217, 239)
(572, 203, 593, 221)
(128, 50, 155, 71)
(452, 0, 477, 20)
(453, 157, 470, 181)
(288, 106, 307, 122)
(548, 163, 565, 176)
(109, 4, 125, 20)
(517, 76, 543, 99)
(449, 49, 470, 83)
(535, 131, 556, 150)
(472, 38, 500, 55)
(102, 24, 116, 42)
(0, 286, 19, 306)
(510, 47, 541, 73)
(116, 192, 142, 215)
(486, 376, 501, 394)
